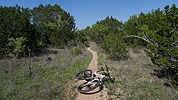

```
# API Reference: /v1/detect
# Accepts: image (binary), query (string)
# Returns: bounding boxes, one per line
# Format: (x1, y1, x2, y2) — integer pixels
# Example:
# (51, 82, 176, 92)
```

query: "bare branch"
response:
(121, 28, 128, 36)
(121, 21, 159, 46)
(123, 35, 152, 44)
(121, 28, 157, 46)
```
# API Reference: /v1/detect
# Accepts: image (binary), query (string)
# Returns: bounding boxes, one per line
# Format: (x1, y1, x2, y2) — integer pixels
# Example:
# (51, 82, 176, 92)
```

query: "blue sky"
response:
(0, 0, 178, 30)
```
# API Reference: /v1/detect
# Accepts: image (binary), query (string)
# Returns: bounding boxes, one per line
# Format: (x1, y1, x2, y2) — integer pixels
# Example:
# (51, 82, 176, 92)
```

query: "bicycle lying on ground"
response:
(76, 65, 114, 93)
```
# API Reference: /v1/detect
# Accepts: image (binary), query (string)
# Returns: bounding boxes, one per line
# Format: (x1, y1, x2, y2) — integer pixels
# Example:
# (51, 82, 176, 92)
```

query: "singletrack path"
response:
(76, 46, 107, 100)
(86, 46, 98, 71)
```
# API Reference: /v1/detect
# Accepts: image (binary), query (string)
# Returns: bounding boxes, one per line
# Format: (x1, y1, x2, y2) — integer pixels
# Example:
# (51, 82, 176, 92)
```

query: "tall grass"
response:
(0, 45, 91, 100)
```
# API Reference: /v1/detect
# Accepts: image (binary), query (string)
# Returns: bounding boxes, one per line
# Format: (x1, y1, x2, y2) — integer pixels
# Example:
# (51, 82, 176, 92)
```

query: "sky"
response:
(0, 0, 178, 30)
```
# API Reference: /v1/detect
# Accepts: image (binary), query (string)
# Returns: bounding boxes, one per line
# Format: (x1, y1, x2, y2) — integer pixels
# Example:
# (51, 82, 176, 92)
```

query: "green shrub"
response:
(101, 33, 128, 60)
(7, 36, 27, 58)
(69, 47, 83, 55)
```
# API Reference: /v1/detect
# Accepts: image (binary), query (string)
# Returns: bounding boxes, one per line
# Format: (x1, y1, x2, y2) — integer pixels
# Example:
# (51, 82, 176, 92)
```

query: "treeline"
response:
(0, 4, 78, 58)
(0, 3, 177, 86)
(81, 4, 178, 86)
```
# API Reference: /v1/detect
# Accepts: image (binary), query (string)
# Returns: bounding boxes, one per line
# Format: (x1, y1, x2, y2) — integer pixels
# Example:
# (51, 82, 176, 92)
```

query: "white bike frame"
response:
(86, 71, 105, 86)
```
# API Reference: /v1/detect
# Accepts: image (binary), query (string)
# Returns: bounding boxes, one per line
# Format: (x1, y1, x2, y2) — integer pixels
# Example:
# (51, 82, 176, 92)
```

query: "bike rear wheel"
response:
(77, 80, 100, 93)
(76, 70, 92, 80)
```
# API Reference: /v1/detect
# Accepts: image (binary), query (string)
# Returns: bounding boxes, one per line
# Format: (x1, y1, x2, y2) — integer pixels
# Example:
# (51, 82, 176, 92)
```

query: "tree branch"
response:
(121, 28, 158, 46)
(121, 28, 128, 36)
(122, 20, 159, 47)
(123, 35, 152, 44)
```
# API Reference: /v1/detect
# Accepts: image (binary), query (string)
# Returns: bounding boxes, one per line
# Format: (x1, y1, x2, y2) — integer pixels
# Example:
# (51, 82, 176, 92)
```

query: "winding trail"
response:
(86, 46, 98, 71)
(76, 46, 107, 100)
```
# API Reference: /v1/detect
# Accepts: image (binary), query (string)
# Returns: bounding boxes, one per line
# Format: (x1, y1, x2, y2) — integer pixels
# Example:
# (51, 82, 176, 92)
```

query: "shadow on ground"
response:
(150, 68, 178, 88)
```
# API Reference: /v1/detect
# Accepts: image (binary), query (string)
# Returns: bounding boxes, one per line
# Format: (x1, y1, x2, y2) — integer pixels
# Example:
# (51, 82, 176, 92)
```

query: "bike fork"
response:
(87, 79, 98, 87)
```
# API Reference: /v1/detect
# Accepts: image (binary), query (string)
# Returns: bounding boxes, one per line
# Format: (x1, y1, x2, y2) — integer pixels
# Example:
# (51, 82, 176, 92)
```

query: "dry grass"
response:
(0, 45, 92, 100)
(97, 47, 178, 100)
(1, 41, 178, 100)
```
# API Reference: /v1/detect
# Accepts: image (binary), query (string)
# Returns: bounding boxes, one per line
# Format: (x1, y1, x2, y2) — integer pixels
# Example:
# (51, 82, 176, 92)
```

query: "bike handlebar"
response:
(105, 64, 108, 72)
(105, 64, 114, 83)
(94, 65, 114, 83)
(101, 67, 104, 71)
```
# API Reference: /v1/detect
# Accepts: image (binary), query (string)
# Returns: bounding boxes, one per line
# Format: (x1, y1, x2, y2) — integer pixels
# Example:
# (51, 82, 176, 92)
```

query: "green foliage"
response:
(123, 4, 178, 84)
(101, 33, 128, 60)
(7, 37, 27, 58)
(144, 4, 178, 79)
(89, 16, 122, 43)
(67, 40, 85, 55)
(0, 4, 76, 57)
(88, 16, 128, 60)
(90, 23, 106, 43)
(31, 4, 75, 47)
(75, 26, 92, 42)
(0, 5, 36, 56)
(69, 47, 83, 55)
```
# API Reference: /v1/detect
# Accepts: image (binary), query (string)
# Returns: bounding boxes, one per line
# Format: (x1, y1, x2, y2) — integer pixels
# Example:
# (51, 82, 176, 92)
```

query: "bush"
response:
(101, 33, 128, 60)
(6, 36, 27, 58)
(69, 47, 83, 55)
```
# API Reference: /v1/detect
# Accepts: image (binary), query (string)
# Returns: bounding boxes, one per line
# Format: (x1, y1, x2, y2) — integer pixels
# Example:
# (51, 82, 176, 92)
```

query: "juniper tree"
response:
(122, 4, 178, 83)
(31, 4, 75, 47)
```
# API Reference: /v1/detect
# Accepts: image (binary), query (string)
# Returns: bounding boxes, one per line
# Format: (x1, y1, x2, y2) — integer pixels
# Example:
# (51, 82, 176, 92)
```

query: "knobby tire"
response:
(77, 80, 100, 93)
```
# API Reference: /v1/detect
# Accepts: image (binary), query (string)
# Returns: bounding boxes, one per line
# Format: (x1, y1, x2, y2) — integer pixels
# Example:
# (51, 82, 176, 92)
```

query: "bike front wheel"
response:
(77, 80, 100, 93)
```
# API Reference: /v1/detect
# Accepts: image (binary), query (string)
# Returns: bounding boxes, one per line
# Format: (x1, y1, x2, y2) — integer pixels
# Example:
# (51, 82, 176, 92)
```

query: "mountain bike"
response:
(76, 65, 113, 93)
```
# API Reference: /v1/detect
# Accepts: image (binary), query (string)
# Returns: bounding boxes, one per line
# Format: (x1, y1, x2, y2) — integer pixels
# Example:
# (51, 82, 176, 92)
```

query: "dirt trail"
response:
(76, 46, 107, 100)
(86, 46, 98, 71)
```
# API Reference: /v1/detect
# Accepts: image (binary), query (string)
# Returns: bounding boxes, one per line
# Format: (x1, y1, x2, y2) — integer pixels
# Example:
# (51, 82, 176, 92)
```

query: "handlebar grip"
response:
(105, 64, 114, 83)
(105, 64, 108, 71)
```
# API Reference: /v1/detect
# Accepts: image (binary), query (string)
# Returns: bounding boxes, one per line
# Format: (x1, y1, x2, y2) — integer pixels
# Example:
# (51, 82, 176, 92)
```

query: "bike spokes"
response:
(77, 81, 100, 93)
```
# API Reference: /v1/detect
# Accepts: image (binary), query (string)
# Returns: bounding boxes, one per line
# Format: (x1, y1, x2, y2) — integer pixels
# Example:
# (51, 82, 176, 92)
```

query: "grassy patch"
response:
(97, 48, 178, 100)
(0, 47, 91, 100)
